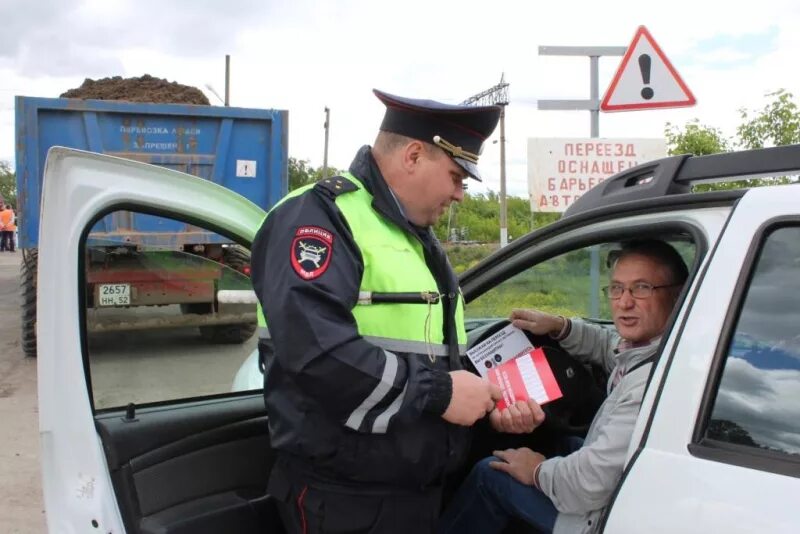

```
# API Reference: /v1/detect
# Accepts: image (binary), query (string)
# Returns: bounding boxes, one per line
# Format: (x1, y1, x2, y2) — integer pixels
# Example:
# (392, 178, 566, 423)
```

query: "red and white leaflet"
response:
(466, 324, 534, 378)
(487, 347, 563, 410)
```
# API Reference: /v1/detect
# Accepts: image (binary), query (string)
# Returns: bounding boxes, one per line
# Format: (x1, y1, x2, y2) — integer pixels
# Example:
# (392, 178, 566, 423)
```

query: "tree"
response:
(665, 90, 800, 191)
(288, 157, 316, 190)
(433, 191, 559, 244)
(664, 121, 744, 191)
(0, 161, 16, 207)
(737, 89, 800, 149)
(733, 90, 799, 188)
(665, 90, 800, 156)
(288, 157, 341, 191)
(664, 119, 730, 156)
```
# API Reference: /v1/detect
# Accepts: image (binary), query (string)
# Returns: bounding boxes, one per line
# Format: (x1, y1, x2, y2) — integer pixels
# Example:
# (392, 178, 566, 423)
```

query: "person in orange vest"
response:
(0, 202, 16, 252)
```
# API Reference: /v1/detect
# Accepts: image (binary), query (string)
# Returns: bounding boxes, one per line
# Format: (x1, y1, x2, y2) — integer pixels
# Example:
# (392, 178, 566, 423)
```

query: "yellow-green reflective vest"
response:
(257, 172, 467, 357)
(256, 301, 268, 339)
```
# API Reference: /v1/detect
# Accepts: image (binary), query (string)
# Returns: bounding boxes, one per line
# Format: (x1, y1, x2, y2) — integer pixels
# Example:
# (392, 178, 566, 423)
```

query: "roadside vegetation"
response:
(0, 161, 16, 207)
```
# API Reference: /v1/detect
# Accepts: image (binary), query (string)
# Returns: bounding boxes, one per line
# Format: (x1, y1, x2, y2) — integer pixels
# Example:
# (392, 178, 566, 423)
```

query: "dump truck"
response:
(15, 96, 288, 356)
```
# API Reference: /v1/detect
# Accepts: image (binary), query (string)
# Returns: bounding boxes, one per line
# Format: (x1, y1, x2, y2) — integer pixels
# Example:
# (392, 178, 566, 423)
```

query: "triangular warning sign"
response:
(601, 26, 696, 112)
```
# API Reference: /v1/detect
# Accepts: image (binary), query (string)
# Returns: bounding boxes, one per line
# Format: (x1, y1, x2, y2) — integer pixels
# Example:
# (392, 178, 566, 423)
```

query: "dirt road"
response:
(0, 250, 46, 533)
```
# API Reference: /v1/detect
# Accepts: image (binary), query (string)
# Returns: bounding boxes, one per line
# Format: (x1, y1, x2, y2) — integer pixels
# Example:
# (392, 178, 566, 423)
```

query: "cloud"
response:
(709, 223, 800, 454)
(737, 227, 800, 358)
(0, 0, 285, 77)
(712, 356, 800, 454)
(0, 0, 66, 58)
(691, 26, 779, 67)
(2, 0, 800, 202)
(17, 39, 124, 78)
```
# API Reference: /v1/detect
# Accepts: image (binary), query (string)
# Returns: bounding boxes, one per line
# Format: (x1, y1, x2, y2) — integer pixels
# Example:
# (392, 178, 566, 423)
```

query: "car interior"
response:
(80, 209, 699, 534)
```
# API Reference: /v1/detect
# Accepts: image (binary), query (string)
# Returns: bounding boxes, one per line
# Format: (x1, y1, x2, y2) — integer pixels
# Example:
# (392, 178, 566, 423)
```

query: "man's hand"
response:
(442, 371, 503, 426)
(490, 447, 546, 486)
(510, 309, 565, 337)
(489, 399, 545, 434)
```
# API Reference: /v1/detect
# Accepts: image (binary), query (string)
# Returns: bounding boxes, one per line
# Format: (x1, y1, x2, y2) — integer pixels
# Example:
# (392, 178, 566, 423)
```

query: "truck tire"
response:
(21, 249, 38, 358)
(197, 246, 257, 344)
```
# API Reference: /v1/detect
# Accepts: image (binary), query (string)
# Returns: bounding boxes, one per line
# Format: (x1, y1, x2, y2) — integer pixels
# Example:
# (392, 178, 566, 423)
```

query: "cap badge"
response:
(433, 135, 479, 164)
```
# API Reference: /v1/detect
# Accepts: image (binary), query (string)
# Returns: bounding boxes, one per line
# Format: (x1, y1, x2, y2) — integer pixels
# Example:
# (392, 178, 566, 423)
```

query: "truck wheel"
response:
(21, 249, 38, 358)
(222, 245, 251, 273)
(197, 245, 256, 344)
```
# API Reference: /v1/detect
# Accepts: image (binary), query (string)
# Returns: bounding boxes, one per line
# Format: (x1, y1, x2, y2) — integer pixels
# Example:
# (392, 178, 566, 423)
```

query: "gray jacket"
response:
(537, 319, 658, 534)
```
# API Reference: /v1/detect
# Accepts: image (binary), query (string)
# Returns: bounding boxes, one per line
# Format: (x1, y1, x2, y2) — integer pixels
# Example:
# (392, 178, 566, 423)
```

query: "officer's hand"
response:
(489, 399, 545, 434)
(442, 371, 502, 426)
(510, 309, 565, 337)
(490, 447, 546, 486)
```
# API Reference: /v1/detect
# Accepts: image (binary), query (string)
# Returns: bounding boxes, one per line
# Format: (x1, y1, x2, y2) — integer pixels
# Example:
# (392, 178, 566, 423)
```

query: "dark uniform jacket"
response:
(251, 146, 469, 491)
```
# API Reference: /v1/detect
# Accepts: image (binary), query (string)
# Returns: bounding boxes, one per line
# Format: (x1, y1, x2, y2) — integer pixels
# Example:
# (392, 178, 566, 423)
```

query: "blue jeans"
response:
(438, 437, 584, 534)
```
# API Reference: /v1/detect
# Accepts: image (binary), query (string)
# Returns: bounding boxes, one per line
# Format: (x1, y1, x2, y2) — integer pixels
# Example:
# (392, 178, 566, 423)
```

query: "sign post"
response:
(537, 46, 627, 137)
(537, 45, 626, 317)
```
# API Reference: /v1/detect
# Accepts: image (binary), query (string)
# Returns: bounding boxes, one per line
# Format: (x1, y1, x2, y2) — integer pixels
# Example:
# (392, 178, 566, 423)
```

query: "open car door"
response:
(37, 148, 281, 533)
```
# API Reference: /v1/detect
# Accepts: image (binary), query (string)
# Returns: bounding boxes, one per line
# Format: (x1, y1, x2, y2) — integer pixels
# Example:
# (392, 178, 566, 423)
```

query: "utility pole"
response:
(322, 107, 331, 179)
(224, 55, 230, 106)
(461, 74, 510, 246)
(537, 45, 626, 318)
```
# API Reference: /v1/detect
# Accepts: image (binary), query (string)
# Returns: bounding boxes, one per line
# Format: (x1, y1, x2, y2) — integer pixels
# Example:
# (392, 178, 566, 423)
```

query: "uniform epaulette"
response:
(314, 176, 359, 199)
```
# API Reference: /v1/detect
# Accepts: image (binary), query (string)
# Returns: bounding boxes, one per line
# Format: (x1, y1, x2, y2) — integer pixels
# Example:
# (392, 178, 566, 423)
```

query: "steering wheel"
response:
(467, 320, 605, 437)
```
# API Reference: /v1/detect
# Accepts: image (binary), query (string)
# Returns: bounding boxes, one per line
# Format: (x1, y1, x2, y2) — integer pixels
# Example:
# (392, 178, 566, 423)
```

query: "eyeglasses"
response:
(602, 282, 678, 299)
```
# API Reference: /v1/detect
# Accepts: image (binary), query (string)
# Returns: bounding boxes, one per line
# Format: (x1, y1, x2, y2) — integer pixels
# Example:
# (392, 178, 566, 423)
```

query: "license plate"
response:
(98, 284, 131, 306)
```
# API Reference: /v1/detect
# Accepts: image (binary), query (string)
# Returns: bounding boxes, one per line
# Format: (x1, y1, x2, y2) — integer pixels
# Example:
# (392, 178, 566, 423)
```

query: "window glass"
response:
(84, 211, 259, 410)
(467, 244, 616, 323)
(706, 226, 800, 456)
(466, 237, 694, 327)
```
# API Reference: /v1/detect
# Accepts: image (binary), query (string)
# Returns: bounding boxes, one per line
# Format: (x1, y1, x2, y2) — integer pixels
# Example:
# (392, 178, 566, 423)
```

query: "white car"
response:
(39, 146, 800, 533)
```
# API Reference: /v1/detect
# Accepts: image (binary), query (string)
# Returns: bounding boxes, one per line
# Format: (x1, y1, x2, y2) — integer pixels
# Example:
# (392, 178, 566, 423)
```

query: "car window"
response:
(466, 238, 695, 326)
(466, 244, 617, 323)
(704, 225, 800, 457)
(83, 210, 259, 410)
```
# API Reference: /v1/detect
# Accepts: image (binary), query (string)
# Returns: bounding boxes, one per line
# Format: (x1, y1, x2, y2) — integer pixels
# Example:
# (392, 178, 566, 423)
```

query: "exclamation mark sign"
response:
(639, 54, 654, 100)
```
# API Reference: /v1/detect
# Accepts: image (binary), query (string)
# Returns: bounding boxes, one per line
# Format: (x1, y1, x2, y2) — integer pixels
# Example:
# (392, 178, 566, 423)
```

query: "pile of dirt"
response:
(60, 75, 210, 105)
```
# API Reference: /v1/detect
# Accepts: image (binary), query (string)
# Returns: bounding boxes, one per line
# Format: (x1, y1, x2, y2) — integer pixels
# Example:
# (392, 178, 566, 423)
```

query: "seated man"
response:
(438, 239, 688, 534)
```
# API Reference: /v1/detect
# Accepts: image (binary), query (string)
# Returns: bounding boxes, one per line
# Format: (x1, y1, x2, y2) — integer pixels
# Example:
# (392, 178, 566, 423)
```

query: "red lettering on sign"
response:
(539, 195, 549, 208)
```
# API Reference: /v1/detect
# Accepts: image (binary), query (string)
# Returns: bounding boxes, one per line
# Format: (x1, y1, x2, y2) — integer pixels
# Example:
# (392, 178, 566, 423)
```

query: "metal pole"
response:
(499, 106, 508, 247)
(446, 204, 454, 242)
(589, 55, 600, 317)
(322, 107, 330, 179)
(224, 55, 230, 106)
(538, 45, 626, 318)
(590, 56, 599, 137)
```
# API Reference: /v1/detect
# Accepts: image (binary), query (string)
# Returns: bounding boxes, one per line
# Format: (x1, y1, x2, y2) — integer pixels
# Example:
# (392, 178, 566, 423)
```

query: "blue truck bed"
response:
(15, 97, 288, 248)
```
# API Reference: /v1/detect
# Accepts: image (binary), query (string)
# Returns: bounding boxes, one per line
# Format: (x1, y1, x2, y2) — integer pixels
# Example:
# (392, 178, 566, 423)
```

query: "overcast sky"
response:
(2, 0, 799, 197)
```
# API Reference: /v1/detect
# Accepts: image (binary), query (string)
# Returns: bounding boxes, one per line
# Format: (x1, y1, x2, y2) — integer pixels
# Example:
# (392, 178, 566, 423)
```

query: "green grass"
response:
(463, 247, 614, 321)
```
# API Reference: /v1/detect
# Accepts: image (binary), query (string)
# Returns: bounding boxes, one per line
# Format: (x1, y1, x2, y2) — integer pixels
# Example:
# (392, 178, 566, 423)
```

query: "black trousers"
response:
(269, 458, 443, 534)
(0, 231, 14, 251)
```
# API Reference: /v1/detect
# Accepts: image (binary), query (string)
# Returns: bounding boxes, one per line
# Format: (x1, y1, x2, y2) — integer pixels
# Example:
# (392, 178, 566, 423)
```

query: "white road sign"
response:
(528, 138, 666, 213)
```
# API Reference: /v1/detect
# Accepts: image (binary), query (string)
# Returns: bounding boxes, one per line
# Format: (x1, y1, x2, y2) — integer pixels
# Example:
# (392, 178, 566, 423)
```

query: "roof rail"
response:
(563, 144, 800, 218)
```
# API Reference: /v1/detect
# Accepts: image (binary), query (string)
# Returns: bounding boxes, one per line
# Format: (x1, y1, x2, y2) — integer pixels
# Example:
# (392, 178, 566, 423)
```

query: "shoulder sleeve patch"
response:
(291, 226, 334, 280)
(314, 176, 359, 199)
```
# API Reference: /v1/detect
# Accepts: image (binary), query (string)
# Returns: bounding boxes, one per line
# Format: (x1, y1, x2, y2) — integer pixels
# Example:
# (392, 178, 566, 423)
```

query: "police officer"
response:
(252, 89, 523, 533)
